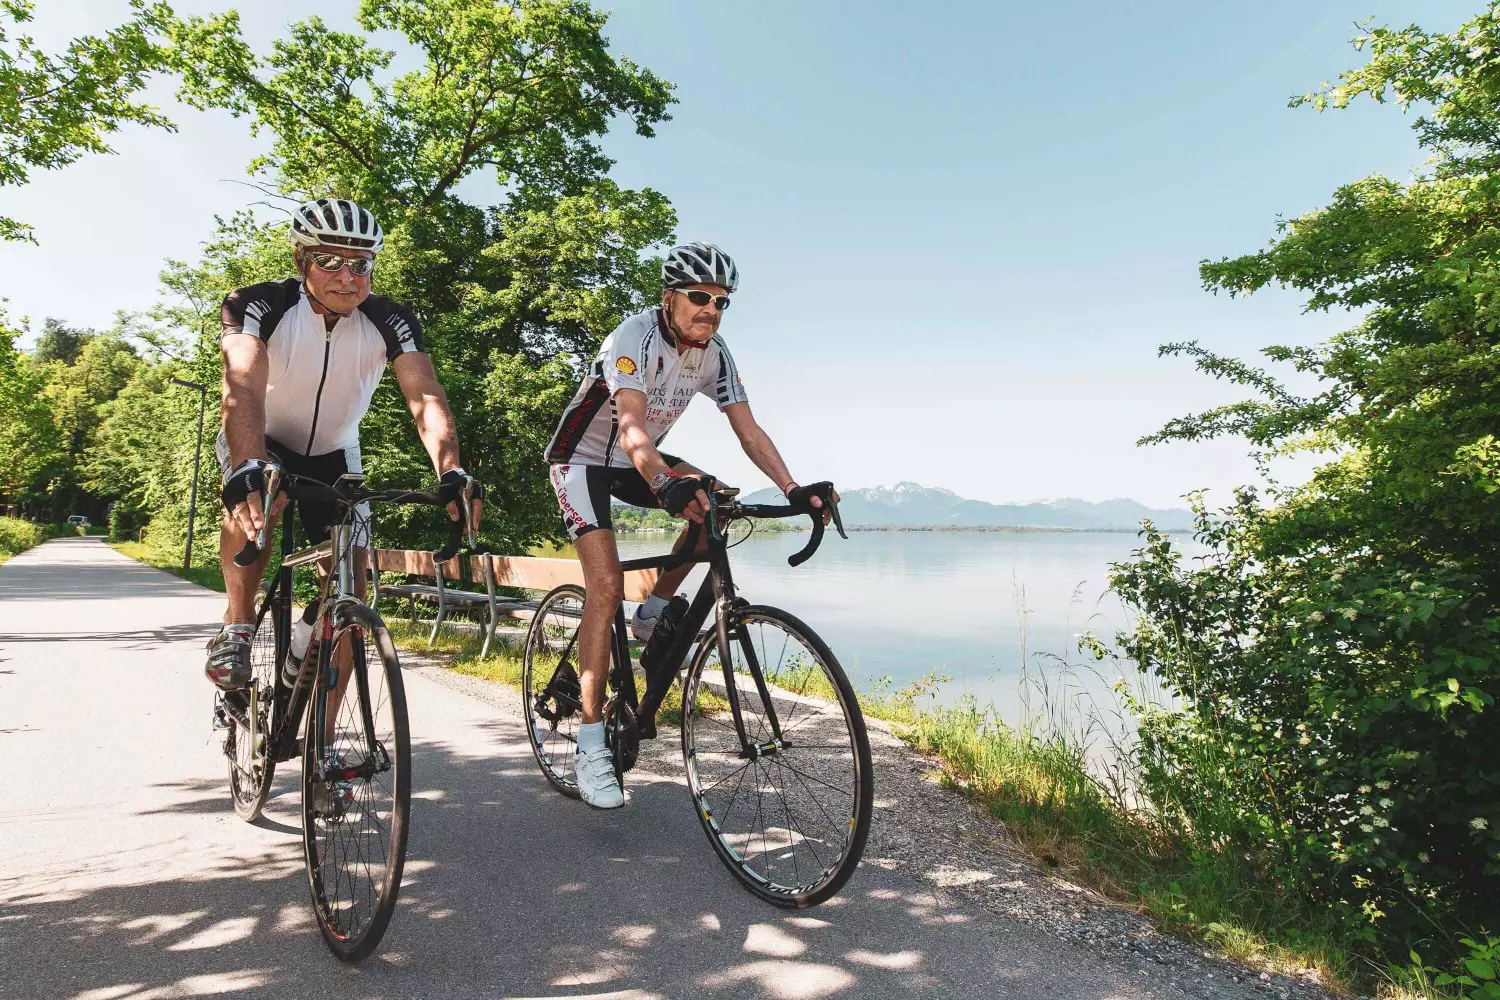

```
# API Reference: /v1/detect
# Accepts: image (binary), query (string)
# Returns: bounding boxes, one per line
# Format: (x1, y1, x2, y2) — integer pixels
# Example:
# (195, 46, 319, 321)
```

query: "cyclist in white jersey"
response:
(205, 198, 482, 691)
(544, 242, 836, 808)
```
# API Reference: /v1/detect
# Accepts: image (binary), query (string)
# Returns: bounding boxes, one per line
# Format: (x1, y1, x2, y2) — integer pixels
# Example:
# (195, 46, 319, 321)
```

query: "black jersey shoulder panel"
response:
(220, 278, 301, 342)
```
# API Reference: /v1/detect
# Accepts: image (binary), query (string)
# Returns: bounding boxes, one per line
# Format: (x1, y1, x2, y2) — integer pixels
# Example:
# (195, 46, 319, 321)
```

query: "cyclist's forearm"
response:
(411, 395, 462, 475)
(221, 384, 267, 467)
(620, 422, 674, 482)
(738, 425, 797, 493)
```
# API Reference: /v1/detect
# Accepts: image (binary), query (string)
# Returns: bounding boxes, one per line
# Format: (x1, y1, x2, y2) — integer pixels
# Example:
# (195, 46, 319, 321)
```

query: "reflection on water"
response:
(613, 528, 1205, 724)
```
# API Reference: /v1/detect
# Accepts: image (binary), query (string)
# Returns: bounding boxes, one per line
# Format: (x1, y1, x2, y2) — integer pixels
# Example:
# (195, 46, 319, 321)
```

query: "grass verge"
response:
(110, 540, 228, 592)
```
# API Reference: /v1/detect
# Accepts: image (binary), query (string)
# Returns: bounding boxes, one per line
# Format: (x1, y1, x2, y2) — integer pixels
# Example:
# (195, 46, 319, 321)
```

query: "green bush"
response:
(1113, 498, 1499, 958)
(1108, 6, 1500, 973)
(0, 517, 77, 561)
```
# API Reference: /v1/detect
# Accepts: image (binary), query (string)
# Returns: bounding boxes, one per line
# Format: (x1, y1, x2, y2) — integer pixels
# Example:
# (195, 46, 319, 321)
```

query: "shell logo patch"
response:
(616, 356, 638, 375)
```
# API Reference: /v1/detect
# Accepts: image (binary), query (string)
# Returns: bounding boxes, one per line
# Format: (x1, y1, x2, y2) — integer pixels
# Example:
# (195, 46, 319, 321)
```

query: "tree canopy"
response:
(1116, 3, 1500, 966)
(0, 0, 175, 243)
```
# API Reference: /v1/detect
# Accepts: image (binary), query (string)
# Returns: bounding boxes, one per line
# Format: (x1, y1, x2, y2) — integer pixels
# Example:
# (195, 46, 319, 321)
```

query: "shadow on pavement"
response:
(0, 714, 1155, 1000)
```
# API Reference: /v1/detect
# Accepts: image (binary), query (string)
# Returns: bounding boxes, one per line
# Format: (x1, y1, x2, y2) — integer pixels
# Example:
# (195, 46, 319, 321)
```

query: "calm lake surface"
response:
(614, 528, 1205, 725)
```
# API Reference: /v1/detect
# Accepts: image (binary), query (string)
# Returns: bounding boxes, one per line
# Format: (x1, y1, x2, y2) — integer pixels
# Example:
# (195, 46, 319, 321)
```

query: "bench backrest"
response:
(375, 548, 437, 577)
(376, 548, 657, 602)
(482, 555, 659, 603)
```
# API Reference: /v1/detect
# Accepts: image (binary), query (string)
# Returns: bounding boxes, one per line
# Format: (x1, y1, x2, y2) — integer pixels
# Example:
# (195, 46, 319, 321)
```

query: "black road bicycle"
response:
(521, 480, 874, 907)
(214, 464, 474, 961)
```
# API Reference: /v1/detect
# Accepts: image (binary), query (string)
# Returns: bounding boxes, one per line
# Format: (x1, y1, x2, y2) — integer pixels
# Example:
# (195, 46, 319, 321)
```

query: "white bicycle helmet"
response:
(290, 198, 384, 253)
(662, 242, 738, 292)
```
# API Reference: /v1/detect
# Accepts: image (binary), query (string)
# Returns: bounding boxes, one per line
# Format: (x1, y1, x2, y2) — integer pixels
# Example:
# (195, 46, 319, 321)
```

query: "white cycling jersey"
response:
(545, 308, 749, 467)
(220, 278, 424, 456)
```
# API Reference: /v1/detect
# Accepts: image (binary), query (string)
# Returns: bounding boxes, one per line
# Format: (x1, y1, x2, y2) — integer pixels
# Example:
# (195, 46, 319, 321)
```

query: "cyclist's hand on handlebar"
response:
(222, 459, 268, 541)
(438, 468, 485, 532)
(785, 481, 840, 526)
(654, 474, 710, 524)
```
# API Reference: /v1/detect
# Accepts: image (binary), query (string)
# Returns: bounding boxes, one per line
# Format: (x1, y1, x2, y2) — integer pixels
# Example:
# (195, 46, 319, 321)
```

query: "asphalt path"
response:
(0, 538, 1180, 999)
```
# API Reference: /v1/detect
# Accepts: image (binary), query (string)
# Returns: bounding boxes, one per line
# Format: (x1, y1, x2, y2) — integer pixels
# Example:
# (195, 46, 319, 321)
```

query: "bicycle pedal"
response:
(211, 694, 230, 730)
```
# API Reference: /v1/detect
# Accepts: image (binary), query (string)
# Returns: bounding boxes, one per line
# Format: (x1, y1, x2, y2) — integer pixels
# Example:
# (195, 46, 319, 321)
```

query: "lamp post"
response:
(170, 377, 208, 570)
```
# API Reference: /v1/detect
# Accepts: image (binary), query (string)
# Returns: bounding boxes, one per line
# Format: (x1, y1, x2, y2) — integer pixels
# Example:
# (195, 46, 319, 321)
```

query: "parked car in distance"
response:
(67, 515, 90, 527)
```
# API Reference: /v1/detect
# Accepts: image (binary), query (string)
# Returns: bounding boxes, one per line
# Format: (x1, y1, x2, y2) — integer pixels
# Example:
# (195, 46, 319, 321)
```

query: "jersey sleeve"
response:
(221, 279, 298, 342)
(708, 337, 749, 409)
(601, 316, 649, 396)
(360, 296, 425, 361)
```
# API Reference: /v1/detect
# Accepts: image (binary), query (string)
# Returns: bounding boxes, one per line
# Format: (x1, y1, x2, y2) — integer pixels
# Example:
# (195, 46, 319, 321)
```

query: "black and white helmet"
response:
(662, 242, 738, 293)
(290, 198, 384, 253)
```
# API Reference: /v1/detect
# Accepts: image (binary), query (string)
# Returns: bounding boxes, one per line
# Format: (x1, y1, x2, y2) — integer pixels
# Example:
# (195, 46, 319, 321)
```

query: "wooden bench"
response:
(372, 550, 658, 659)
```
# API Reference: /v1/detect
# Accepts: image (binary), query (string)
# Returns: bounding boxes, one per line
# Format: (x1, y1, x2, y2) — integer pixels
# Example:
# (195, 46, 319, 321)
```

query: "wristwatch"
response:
(650, 471, 678, 494)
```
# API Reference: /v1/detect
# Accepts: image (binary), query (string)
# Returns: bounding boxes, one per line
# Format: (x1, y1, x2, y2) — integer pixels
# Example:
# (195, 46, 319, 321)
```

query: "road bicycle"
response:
(213, 464, 474, 961)
(521, 480, 874, 907)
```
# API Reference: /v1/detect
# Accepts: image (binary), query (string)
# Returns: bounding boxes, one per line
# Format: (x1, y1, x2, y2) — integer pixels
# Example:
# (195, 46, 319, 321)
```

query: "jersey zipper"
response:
(304, 327, 333, 454)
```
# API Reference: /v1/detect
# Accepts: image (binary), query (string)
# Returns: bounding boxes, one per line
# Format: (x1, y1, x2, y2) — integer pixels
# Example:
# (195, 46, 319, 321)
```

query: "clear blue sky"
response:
(0, 1, 1475, 506)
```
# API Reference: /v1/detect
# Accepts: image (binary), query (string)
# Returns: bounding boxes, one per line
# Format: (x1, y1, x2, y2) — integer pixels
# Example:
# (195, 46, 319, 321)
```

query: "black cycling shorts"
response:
(549, 454, 708, 540)
(215, 430, 369, 546)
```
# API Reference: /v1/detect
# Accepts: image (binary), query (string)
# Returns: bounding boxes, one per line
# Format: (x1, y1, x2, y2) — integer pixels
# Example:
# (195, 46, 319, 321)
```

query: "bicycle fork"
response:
(713, 601, 791, 762)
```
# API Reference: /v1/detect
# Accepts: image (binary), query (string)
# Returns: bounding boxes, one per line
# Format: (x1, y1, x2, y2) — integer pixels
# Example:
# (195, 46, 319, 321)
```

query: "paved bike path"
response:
(0, 538, 1182, 1000)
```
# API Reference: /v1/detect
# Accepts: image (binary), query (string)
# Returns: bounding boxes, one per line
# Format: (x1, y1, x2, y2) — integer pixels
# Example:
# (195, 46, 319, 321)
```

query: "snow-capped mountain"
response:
(740, 482, 1194, 530)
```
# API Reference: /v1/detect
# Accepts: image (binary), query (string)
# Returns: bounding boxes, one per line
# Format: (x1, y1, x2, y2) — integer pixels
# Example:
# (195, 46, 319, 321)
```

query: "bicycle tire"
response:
(301, 603, 411, 962)
(681, 605, 873, 908)
(521, 584, 587, 799)
(227, 589, 282, 821)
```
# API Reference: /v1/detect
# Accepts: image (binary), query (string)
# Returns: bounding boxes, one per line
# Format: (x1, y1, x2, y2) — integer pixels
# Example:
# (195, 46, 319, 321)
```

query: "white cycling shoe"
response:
(575, 745, 625, 809)
(629, 605, 659, 641)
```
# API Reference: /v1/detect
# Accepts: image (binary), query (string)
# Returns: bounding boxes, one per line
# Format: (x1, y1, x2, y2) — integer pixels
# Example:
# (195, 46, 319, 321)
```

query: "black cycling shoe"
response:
(205, 624, 255, 691)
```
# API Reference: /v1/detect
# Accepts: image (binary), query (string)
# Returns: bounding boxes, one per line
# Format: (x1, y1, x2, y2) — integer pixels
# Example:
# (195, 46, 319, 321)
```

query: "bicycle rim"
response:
(521, 584, 586, 798)
(682, 606, 873, 907)
(228, 595, 281, 821)
(302, 607, 410, 962)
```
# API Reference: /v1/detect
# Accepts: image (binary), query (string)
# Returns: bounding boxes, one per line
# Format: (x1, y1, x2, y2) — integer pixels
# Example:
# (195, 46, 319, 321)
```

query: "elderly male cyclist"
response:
(205, 197, 482, 691)
(544, 242, 836, 808)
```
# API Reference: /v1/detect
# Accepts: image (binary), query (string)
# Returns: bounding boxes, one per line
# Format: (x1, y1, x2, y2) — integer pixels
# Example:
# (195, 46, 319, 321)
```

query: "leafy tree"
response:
(1114, 4, 1500, 965)
(0, 0, 175, 243)
(0, 308, 61, 507)
(38, 334, 140, 520)
(163, 0, 678, 554)
(33, 317, 94, 364)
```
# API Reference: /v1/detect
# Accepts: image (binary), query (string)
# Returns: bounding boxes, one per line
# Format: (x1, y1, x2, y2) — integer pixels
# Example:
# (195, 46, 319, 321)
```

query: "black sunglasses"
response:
(673, 288, 730, 311)
(309, 252, 375, 276)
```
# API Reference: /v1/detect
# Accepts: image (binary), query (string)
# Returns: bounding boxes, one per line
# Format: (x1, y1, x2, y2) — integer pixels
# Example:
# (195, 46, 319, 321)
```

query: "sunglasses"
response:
(308, 252, 375, 277)
(673, 288, 731, 311)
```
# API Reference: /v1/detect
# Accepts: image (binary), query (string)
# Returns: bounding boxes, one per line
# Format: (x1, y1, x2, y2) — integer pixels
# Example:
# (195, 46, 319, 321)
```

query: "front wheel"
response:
(302, 605, 411, 962)
(681, 605, 873, 907)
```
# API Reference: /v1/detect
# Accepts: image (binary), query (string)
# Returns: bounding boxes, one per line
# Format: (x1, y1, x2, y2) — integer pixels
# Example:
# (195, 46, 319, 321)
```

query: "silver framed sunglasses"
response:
(673, 288, 730, 311)
(309, 252, 375, 277)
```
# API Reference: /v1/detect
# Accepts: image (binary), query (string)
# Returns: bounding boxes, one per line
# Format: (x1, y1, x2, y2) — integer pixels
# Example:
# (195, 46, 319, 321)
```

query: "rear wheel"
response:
(521, 584, 587, 798)
(682, 606, 873, 908)
(302, 605, 410, 962)
(227, 592, 281, 821)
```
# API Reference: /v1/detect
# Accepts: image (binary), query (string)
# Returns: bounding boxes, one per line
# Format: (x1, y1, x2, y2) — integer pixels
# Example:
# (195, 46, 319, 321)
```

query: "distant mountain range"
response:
(740, 481, 1195, 531)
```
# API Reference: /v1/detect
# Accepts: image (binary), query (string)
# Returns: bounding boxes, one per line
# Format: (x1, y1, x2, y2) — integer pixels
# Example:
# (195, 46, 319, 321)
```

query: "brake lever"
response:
(461, 480, 478, 548)
(233, 463, 281, 567)
(257, 465, 282, 552)
(828, 493, 847, 540)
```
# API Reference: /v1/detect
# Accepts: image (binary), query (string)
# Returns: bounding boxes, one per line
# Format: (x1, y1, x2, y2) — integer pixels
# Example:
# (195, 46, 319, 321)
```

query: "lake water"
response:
(613, 528, 1202, 726)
